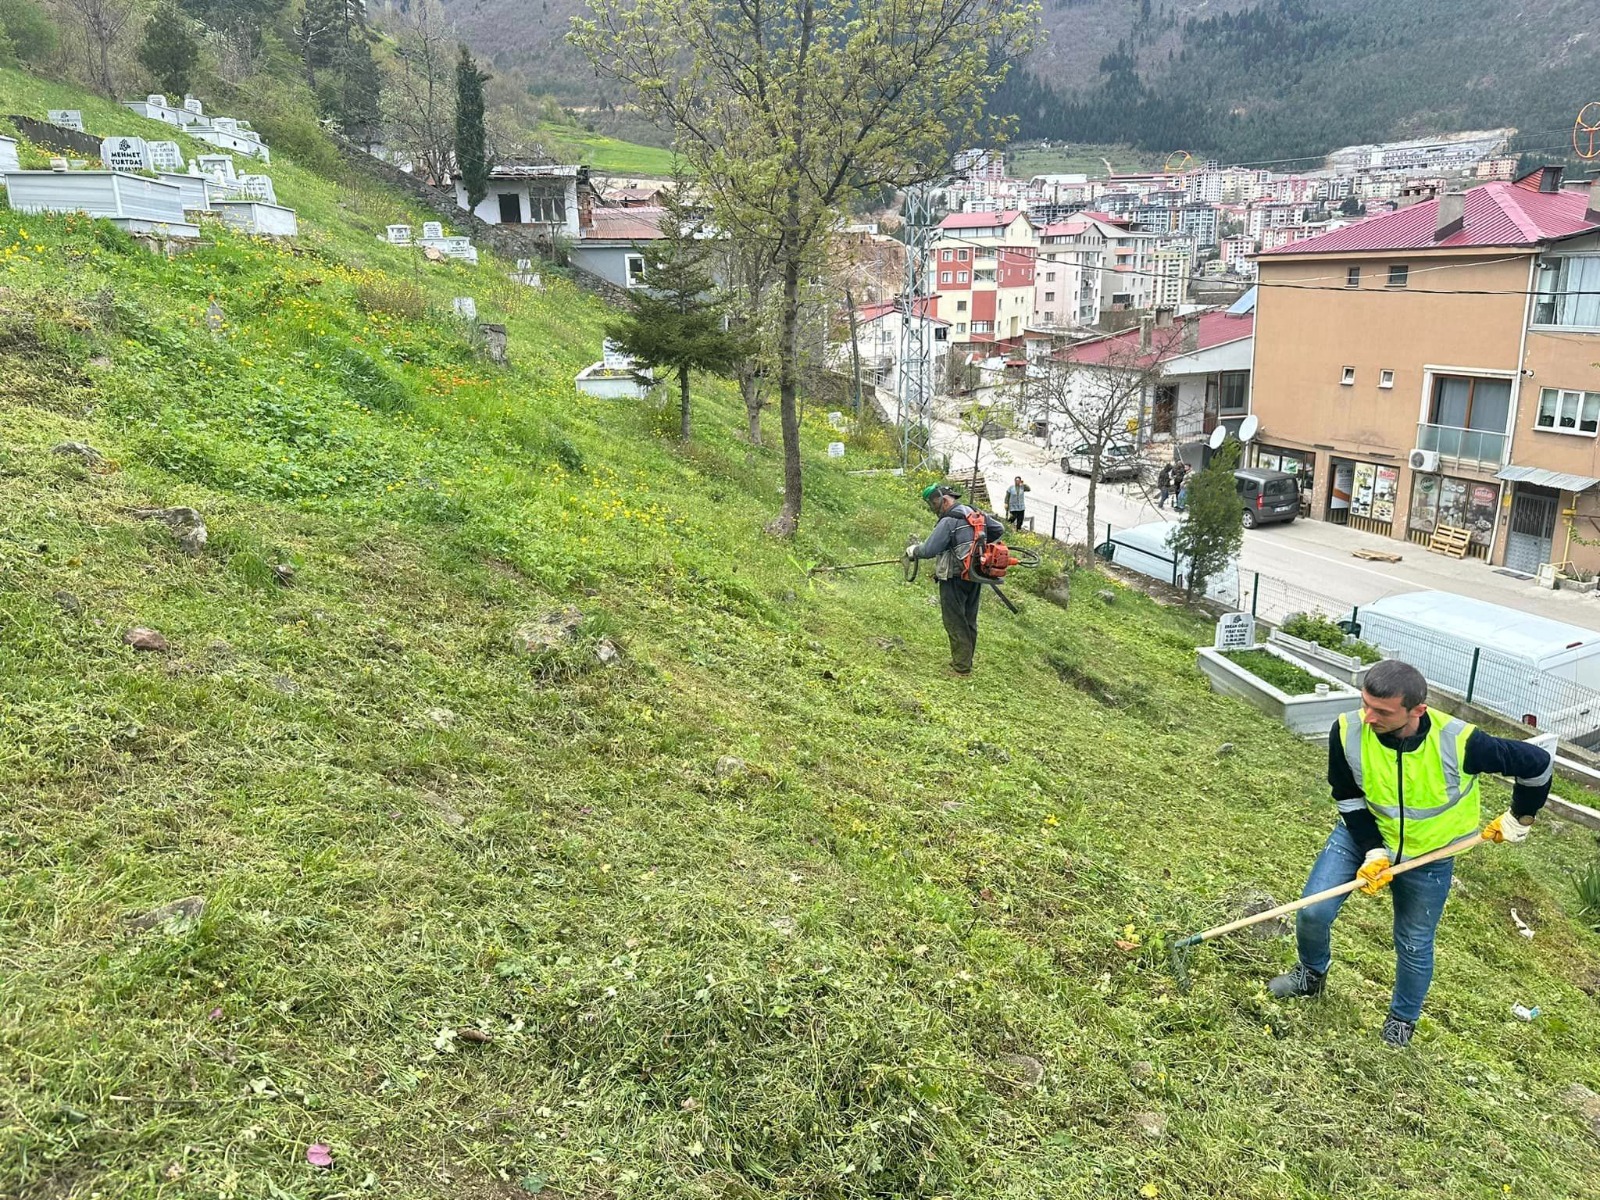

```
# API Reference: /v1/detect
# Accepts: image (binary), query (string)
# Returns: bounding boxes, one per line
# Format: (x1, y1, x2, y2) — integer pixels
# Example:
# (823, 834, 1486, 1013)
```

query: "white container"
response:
(1197, 643, 1360, 737)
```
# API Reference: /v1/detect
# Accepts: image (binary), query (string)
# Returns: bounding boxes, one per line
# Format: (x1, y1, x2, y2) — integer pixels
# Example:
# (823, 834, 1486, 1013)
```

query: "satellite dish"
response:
(1208, 425, 1227, 450)
(1239, 414, 1260, 443)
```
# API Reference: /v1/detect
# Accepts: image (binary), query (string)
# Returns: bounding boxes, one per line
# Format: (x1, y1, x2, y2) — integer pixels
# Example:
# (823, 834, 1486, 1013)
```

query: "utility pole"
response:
(897, 183, 937, 471)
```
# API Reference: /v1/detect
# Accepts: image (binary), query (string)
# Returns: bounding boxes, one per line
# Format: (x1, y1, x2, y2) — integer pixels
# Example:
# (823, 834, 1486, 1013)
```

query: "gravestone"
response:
(205, 300, 224, 332)
(601, 339, 633, 370)
(196, 154, 236, 182)
(147, 141, 184, 171)
(386, 224, 413, 246)
(1214, 612, 1256, 651)
(146, 94, 167, 108)
(421, 221, 444, 240)
(183, 96, 203, 116)
(452, 296, 477, 320)
(211, 117, 239, 134)
(827, 411, 845, 428)
(101, 136, 152, 172)
(237, 174, 276, 204)
(48, 110, 84, 131)
(827, 442, 846, 459)
(516, 258, 531, 271)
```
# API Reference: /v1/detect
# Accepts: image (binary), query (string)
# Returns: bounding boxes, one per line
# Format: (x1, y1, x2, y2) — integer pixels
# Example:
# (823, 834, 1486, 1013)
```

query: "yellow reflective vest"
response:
(1337, 711, 1481, 858)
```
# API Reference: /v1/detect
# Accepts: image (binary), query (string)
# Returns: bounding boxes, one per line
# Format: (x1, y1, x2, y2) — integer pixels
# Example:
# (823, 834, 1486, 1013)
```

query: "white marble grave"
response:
(422, 221, 444, 239)
(195, 154, 237, 183)
(0, 136, 18, 174)
(452, 297, 478, 320)
(237, 174, 277, 204)
(147, 141, 185, 171)
(48, 110, 84, 131)
(386, 224, 413, 246)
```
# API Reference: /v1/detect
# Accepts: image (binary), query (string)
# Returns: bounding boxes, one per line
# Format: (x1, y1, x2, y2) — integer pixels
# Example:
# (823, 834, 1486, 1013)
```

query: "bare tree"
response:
(58, 0, 136, 94)
(381, 0, 457, 184)
(1029, 323, 1179, 552)
(572, 0, 1039, 537)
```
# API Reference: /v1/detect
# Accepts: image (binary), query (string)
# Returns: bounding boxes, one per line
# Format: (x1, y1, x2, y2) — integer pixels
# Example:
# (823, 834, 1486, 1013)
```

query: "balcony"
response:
(1415, 422, 1508, 470)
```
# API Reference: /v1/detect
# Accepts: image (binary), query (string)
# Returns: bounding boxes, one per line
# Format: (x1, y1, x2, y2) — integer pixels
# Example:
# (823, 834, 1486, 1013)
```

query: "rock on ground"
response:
(131, 506, 208, 555)
(509, 607, 584, 655)
(127, 895, 206, 934)
(1227, 888, 1290, 941)
(1563, 1084, 1600, 1138)
(123, 627, 170, 652)
(51, 440, 104, 466)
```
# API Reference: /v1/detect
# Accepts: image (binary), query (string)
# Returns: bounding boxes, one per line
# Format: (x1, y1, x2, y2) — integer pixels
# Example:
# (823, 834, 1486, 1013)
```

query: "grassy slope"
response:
(543, 124, 678, 178)
(1008, 145, 1161, 179)
(3, 67, 1600, 1200)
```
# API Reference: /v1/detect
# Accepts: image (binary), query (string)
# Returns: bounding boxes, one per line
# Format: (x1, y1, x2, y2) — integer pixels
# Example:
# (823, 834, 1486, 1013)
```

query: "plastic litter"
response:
(1511, 1003, 1541, 1022)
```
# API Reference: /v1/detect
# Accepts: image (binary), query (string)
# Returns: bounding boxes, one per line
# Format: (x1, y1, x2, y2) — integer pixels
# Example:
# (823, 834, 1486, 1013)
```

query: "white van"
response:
(1096, 521, 1240, 607)
(1357, 591, 1600, 745)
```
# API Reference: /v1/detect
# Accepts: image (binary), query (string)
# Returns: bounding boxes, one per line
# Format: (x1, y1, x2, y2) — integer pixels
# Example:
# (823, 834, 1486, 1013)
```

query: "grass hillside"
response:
(6, 67, 1600, 1200)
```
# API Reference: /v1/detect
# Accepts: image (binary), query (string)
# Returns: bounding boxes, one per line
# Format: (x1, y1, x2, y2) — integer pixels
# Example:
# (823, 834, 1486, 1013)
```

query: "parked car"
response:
(1234, 467, 1299, 528)
(1061, 441, 1140, 481)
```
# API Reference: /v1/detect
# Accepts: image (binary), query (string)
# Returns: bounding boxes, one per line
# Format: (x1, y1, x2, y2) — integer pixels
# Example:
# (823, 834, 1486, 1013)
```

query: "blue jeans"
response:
(1294, 823, 1455, 1023)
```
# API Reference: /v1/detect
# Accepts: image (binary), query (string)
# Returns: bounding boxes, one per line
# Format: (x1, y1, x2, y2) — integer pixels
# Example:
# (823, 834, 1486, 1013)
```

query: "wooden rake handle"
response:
(1176, 831, 1489, 949)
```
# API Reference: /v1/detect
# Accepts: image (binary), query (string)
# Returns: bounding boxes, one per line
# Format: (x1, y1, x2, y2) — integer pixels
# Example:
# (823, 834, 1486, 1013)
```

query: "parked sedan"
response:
(1060, 441, 1141, 481)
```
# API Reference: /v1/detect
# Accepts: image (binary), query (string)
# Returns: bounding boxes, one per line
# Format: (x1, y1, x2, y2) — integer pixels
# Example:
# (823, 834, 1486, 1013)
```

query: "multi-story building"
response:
(1151, 240, 1193, 309)
(1249, 167, 1600, 572)
(1034, 218, 1105, 329)
(1179, 204, 1220, 247)
(1220, 234, 1258, 275)
(1080, 212, 1162, 311)
(930, 210, 1037, 344)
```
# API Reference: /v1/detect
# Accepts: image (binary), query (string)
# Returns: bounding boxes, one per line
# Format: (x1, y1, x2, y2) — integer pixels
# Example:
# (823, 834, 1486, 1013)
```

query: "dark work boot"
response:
(1380, 1015, 1417, 1049)
(1268, 962, 1327, 999)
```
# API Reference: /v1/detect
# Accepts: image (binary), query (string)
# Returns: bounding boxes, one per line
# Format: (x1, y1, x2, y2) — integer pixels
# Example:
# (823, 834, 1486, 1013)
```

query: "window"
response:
(527, 192, 567, 224)
(1533, 255, 1600, 328)
(957, 249, 969, 261)
(1379, 369, 1395, 389)
(956, 322, 968, 333)
(974, 269, 995, 283)
(1430, 374, 1511, 431)
(971, 321, 993, 333)
(1346, 266, 1361, 288)
(957, 271, 969, 283)
(1535, 388, 1600, 435)
(1044, 291, 1056, 302)
(941, 249, 953, 262)
(1387, 264, 1409, 287)
(624, 254, 647, 288)
(497, 192, 522, 223)
(1341, 366, 1356, 385)
(939, 271, 953, 284)
(955, 300, 967, 312)
(1046, 271, 1057, 282)
(1219, 371, 1249, 414)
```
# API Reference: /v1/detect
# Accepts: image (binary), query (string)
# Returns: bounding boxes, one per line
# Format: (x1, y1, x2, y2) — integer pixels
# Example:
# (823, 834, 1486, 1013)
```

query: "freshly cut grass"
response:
(1222, 648, 1328, 695)
(3, 65, 1600, 1200)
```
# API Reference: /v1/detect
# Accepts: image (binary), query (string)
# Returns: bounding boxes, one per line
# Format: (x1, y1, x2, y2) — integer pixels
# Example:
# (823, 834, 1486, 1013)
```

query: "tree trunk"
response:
(769, 248, 804, 537)
(844, 285, 862, 420)
(1085, 454, 1099, 559)
(742, 374, 764, 445)
(678, 365, 691, 441)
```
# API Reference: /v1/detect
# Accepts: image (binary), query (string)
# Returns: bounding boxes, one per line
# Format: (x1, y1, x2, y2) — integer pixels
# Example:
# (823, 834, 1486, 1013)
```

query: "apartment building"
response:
(1034, 218, 1105, 329)
(930, 210, 1037, 344)
(1150, 241, 1193, 309)
(1250, 167, 1600, 572)
(1079, 212, 1162, 311)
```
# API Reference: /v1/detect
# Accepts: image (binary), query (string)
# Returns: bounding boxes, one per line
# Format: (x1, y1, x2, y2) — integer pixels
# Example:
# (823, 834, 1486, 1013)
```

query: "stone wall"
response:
(7, 115, 104, 159)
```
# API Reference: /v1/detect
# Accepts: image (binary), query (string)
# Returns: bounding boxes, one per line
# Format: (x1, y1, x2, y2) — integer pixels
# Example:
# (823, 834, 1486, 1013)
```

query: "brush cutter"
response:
(1168, 828, 1491, 992)
(807, 558, 909, 576)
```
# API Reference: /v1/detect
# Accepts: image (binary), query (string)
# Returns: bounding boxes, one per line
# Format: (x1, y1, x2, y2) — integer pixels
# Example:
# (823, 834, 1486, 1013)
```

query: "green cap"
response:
(920, 483, 943, 503)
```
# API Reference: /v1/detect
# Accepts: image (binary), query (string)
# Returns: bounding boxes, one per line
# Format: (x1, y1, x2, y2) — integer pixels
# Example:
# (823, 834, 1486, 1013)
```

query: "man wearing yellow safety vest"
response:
(1268, 659, 1552, 1048)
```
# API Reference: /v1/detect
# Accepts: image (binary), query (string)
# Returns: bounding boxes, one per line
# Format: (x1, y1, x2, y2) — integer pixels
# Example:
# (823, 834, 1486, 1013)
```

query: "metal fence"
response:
(1016, 495, 1600, 748)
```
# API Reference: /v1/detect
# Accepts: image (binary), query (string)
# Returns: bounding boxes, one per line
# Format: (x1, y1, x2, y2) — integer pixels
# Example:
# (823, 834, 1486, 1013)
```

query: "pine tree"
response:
(1166, 442, 1243, 602)
(454, 45, 491, 210)
(136, 6, 199, 97)
(604, 192, 743, 442)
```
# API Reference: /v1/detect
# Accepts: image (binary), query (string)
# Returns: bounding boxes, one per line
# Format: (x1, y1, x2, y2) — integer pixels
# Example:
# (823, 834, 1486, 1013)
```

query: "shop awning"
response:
(1495, 465, 1600, 492)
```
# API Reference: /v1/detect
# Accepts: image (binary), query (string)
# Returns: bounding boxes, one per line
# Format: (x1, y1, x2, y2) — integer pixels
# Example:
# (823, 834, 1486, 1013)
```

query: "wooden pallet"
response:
(1428, 523, 1473, 559)
(945, 471, 991, 510)
(1352, 548, 1404, 563)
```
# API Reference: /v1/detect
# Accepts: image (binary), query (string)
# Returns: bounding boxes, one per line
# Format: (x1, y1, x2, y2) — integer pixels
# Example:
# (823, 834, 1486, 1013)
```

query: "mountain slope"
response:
(6, 66, 1600, 1200)
(451, 0, 1599, 164)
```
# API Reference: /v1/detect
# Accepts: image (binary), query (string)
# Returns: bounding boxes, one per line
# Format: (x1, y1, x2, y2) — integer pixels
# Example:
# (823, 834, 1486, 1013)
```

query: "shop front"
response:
(1405, 471, 1501, 561)
(1253, 444, 1315, 516)
(1328, 457, 1402, 537)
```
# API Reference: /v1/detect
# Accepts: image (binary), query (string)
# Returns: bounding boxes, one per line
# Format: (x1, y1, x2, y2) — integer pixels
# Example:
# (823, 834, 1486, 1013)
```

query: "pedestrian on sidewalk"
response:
(1005, 476, 1030, 531)
(1156, 463, 1174, 509)
(904, 483, 1004, 676)
(1267, 659, 1551, 1049)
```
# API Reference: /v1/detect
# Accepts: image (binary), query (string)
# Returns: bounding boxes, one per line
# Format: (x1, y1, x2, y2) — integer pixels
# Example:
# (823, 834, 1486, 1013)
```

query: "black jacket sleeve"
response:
(1463, 730, 1554, 819)
(1328, 718, 1385, 855)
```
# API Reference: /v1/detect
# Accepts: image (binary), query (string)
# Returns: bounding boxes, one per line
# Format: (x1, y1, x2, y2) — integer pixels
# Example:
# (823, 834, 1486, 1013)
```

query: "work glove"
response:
(1483, 810, 1532, 844)
(1357, 848, 1393, 896)
(904, 542, 919, 560)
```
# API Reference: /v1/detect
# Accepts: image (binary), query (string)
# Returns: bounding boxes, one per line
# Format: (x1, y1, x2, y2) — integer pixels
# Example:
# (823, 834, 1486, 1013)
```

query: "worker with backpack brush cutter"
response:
(1267, 659, 1553, 1049)
(904, 483, 1016, 676)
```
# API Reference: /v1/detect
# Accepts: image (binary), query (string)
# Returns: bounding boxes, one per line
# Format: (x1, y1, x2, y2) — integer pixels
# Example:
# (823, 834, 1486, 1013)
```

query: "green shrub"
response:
(1280, 611, 1382, 663)
(1576, 863, 1600, 931)
(1221, 648, 1328, 695)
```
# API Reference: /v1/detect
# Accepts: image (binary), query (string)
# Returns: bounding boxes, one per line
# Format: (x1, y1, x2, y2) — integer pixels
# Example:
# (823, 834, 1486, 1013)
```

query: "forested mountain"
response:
(444, 0, 1598, 164)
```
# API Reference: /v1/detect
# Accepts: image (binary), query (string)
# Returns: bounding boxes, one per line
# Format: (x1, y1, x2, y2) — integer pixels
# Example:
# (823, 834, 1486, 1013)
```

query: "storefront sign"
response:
(1350, 462, 1376, 518)
(1372, 465, 1399, 522)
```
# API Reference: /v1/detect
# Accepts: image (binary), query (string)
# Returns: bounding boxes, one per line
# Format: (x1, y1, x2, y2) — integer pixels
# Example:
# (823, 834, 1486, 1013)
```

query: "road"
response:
(931, 419, 1600, 632)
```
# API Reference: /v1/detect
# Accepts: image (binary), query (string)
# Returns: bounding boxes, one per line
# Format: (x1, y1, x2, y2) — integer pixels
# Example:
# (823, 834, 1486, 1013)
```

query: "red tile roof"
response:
(1061, 310, 1254, 368)
(937, 210, 1030, 231)
(1260, 171, 1600, 256)
(582, 206, 668, 241)
(856, 297, 947, 325)
(1040, 219, 1092, 237)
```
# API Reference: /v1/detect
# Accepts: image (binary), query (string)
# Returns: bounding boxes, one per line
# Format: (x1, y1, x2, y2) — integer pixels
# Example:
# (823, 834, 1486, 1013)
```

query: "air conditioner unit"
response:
(1409, 448, 1440, 472)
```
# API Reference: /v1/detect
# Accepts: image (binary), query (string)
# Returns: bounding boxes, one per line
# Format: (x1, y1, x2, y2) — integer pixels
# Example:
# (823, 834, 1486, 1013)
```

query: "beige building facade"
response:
(1250, 170, 1600, 575)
